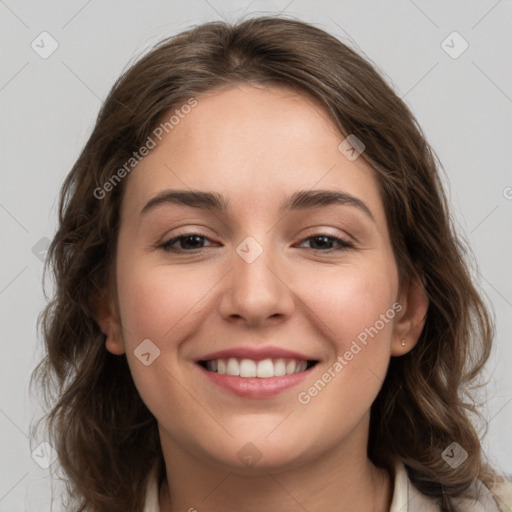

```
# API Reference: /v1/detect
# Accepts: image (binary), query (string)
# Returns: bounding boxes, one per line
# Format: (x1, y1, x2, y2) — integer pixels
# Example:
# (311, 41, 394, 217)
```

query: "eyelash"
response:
(159, 233, 354, 254)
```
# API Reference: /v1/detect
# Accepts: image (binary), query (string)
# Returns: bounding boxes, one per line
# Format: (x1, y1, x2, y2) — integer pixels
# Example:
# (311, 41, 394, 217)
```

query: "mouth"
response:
(196, 351, 320, 398)
(195, 346, 320, 397)
(198, 357, 318, 378)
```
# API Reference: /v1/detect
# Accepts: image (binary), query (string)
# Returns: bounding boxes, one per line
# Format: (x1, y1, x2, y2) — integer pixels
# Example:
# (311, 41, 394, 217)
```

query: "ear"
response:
(390, 275, 429, 356)
(93, 289, 125, 355)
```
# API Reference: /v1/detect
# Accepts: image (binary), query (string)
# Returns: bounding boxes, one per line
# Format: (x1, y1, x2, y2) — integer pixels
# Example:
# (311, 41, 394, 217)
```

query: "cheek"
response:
(114, 259, 228, 402)
(297, 260, 399, 350)
(115, 261, 217, 426)
(290, 264, 398, 432)
(116, 261, 217, 345)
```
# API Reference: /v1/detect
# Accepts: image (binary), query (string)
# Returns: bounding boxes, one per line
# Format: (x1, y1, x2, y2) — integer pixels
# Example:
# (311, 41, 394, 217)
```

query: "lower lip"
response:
(197, 364, 314, 398)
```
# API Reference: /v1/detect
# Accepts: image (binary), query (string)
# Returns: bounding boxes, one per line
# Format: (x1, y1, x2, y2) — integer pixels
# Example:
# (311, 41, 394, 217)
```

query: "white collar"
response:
(390, 458, 440, 511)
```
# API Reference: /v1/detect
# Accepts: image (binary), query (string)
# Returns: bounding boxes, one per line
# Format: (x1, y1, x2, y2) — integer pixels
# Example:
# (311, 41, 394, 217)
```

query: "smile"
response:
(199, 357, 317, 378)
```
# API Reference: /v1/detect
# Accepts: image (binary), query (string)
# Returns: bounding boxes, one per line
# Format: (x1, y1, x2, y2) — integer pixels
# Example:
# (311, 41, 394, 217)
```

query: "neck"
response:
(157, 418, 393, 512)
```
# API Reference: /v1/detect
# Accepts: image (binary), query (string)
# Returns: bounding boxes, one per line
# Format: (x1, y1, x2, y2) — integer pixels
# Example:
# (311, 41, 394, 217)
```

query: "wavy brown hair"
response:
(31, 15, 504, 512)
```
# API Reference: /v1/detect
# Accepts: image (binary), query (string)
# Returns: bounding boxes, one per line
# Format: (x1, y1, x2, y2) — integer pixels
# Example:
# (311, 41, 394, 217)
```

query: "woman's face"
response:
(102, 83, 426, 472)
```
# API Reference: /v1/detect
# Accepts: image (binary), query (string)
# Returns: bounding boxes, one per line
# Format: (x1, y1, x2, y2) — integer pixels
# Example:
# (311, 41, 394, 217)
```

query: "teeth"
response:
(239, 358, 256, 377)
(256, 359, 274, 378)
(205, 358, 312, 378)
(286, 360, 296, 374)
(273, 358, 287, 376)
(227, 358, 240, 376)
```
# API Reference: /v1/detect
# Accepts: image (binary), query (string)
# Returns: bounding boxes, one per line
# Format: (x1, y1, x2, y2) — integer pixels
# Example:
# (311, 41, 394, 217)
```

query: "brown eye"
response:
(297, 235, 354, 251)
(161, 234, 215, 252)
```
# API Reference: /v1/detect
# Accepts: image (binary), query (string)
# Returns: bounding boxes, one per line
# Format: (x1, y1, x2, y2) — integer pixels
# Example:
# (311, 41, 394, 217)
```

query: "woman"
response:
(31, 15, 512, 512)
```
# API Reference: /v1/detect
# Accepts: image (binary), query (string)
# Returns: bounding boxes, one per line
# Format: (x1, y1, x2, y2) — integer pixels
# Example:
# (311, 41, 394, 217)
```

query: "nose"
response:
(218, 238, 296, 328)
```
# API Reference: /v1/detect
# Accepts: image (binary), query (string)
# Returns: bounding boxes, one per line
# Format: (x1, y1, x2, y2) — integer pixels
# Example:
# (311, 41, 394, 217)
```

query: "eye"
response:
(296, 234, 354, 252)
(160, 233, 216, 253)
(159, 233, 354, 254)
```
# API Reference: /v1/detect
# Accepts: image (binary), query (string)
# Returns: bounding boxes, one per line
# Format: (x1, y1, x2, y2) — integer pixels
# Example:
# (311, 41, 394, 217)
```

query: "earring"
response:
(401, 338, 406, 347)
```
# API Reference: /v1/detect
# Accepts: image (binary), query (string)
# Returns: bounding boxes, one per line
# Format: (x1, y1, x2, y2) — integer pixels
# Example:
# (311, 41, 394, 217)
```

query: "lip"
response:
(196, 345, 317, 363)
(197, 362, 316, 398)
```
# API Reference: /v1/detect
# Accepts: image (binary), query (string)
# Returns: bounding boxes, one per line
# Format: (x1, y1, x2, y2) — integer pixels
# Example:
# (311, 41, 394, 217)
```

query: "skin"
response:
(97, 82, 428, 511)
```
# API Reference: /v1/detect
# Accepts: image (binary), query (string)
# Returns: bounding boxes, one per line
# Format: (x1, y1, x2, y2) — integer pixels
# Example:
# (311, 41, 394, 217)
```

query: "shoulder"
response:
(490, 473, 512, 512)
(391, 459, 512, 512)
(449, 474, 512, 512)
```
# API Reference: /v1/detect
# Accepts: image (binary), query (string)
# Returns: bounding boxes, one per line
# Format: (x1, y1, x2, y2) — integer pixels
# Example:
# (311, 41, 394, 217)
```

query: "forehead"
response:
(120, 83, 385, 225)
(166, 82, 343, 168)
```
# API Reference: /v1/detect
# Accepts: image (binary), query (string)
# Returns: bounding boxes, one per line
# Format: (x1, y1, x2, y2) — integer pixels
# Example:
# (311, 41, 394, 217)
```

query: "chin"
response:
(199, 431, 312, 474)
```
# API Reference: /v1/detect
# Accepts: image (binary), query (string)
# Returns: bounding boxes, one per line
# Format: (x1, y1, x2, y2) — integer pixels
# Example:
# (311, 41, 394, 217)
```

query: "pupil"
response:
(313, 236, 331, 249)
(182, 235, 203, 249)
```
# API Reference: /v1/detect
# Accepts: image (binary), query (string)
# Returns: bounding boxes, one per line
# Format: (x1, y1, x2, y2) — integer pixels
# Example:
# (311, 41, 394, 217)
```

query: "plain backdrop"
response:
(1, 1, 511, 510)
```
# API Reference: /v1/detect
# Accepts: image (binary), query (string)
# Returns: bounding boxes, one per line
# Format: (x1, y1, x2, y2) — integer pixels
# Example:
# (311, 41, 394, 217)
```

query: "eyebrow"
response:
(140, 189, 375, 222)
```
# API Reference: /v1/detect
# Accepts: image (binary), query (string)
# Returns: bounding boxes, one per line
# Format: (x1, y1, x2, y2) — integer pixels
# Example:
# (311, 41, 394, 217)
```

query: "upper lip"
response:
(197, 346, 318, 362)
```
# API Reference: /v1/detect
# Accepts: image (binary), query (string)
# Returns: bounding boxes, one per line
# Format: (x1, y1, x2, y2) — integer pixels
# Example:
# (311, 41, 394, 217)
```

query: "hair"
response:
(31, 14, 504, 512)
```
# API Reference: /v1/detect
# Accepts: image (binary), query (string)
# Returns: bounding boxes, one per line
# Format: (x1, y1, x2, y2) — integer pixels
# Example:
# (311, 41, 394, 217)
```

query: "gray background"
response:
(1, 0, 511, 509)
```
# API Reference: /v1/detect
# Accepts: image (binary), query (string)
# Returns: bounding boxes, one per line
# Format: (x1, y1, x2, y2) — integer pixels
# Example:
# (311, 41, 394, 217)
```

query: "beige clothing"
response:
(143, 458, 512, 511)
